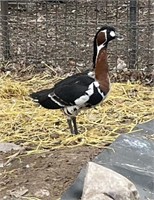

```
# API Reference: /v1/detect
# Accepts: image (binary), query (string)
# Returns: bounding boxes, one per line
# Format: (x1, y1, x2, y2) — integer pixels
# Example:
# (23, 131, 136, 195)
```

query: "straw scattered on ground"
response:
(0, 74, 154, 154)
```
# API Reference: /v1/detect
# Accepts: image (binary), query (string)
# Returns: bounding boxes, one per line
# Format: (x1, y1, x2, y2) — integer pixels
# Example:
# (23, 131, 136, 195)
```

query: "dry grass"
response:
(0, 74, 154, 154)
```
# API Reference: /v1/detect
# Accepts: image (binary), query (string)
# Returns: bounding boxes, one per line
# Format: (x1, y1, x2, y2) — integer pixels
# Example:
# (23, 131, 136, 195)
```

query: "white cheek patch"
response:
(110, 31, 115, 37)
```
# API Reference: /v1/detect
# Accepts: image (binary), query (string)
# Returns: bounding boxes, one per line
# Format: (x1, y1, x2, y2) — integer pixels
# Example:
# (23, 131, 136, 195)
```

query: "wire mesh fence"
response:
(0, 0, 153, 74)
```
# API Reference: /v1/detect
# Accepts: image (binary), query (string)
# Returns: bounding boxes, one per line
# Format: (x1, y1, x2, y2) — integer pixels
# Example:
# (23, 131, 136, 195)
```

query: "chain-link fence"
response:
(0, 0, 153, 73)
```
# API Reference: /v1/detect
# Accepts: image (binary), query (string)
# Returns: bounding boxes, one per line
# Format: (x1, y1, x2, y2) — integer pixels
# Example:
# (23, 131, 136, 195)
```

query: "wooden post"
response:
(1, 1, 11, 60)
(129, 0, 137, 69)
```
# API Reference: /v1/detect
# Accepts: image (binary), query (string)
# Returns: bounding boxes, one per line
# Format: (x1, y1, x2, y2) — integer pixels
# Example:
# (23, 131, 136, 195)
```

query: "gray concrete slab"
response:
(61, 120, 154, 200)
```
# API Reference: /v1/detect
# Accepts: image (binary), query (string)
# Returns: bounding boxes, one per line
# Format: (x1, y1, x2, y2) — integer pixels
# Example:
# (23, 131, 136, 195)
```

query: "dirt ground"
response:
(0, 145, 103, 200)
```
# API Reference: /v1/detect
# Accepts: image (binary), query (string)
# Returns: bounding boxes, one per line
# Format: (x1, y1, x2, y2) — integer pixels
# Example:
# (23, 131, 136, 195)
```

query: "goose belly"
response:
(63, 85, 108, 117)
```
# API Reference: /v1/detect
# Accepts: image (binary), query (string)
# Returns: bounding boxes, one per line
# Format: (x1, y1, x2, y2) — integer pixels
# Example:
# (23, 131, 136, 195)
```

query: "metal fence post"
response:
(1, 1, 11, 60)
(129, 0, 137, 69)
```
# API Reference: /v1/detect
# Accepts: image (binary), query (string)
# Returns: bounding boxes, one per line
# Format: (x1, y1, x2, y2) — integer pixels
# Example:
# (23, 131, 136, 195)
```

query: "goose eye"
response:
(110, 31, 115, 37)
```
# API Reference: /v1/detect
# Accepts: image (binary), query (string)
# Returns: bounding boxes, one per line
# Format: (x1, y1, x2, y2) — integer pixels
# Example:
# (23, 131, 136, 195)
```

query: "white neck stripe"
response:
(96, 30, 107, 63)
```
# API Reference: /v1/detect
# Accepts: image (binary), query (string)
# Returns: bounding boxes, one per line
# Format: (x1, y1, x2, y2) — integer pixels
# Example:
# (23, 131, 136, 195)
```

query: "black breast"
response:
(86, 85, 103, 107)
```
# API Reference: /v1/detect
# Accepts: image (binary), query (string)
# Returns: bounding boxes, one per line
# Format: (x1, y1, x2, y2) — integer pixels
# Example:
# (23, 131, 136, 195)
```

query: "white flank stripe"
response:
(48, 94, 64, 107)
(74, 94, 89, 106)
(75, 81, 97, 106)
(88, 71, 95, 79)
(33, 99, 39, 102)
(86, 82, 94, 96)
(98, 88, 105, 99)
(74, 81, 101, 106)
(94, 81, 99, 87)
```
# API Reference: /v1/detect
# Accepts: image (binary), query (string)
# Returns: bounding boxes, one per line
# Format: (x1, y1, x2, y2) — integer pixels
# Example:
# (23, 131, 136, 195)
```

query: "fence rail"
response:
(0, 0, 153, 73)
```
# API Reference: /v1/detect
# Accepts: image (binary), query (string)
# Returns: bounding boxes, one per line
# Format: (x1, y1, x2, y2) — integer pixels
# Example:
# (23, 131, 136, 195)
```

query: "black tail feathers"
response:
(29, 89, 61, 109)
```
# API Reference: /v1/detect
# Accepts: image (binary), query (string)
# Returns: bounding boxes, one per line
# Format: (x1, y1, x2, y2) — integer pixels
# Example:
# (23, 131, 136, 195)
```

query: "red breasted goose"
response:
(30, 25, 122, 134)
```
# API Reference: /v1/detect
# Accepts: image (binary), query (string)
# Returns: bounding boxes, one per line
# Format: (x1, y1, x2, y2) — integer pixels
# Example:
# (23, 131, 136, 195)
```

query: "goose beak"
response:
(116, 32, 124, 41)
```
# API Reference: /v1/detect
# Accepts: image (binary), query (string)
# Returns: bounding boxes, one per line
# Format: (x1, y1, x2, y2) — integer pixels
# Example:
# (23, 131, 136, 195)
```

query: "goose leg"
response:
(67, 117, 78, 134)
(72, 117, 78, 135)
(67, 118, 74, 134)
